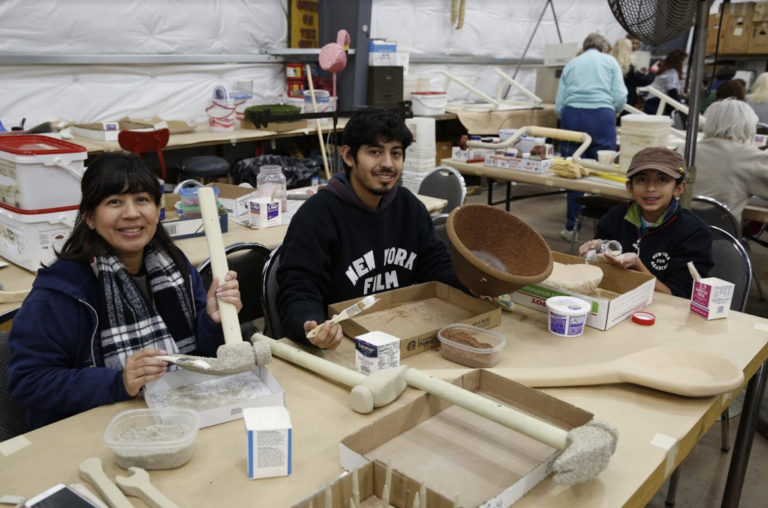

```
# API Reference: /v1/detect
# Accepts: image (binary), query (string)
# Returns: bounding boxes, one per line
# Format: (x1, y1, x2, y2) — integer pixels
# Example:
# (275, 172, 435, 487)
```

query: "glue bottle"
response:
(585, 240, 622, 262)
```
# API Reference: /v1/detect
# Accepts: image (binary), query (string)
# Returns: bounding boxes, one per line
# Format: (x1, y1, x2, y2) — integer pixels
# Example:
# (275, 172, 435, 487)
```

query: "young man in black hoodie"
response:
(276, 107, 465, 349)
(578, 147, 713, 298)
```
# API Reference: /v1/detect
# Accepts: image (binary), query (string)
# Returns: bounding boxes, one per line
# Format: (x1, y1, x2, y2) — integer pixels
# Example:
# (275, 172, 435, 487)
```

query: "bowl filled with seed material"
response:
(103, 408, 199, 470)
(437, 324, 506, 368)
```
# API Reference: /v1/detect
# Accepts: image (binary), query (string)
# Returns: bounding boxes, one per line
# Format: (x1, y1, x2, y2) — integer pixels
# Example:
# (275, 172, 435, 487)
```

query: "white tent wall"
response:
(0, 0, 289, 128)
(371, 0, 627, 103)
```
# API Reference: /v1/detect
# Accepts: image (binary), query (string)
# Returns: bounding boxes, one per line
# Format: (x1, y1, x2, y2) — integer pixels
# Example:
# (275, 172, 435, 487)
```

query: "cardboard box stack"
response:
(401, 117, 437, 193)
(710, 2, 757, 54)
(750, 2, 768, 53)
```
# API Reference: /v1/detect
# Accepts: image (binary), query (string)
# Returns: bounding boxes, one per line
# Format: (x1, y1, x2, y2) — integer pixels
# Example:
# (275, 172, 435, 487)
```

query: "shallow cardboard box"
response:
(161, 194, 228, 240)
(241, 120, 306, 132)
(436, 140, 453, 166)
(205, 182, 257, 217)
(512, 252, 656, 331)
(340, 370, 593, 508)
(292, 460, 454, 508)
(119, 116, 197, 135)
(144, 366, 285, 429)
(484, 153, 554, 174)
(748, 21, 768, 53)
(329, 282, 501, 359)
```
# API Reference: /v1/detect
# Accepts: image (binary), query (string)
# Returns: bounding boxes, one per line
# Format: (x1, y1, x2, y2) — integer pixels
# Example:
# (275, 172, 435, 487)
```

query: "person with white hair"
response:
(747, 72, 768, 125)
(678, 98, 768, 222)
(555, 33, 627, 242)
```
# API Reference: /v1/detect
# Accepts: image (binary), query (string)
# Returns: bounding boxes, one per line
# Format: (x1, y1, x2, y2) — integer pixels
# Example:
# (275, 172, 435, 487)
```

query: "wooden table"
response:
(441, 159, 768, 224)
(0, 194, 447, 314)
(2, 293, 766, 507)
(71, 120, 350, 156)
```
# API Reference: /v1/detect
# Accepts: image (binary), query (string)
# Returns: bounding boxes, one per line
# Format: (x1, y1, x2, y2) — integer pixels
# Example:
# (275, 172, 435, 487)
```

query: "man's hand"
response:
(578, 239, 603, 258)
(603, 252, 638, 270)
(304, 315, 343, 350)
(122, 348, 168, 397)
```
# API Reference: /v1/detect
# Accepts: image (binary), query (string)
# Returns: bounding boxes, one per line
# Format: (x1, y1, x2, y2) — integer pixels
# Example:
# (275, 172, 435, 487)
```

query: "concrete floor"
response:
(464, 183, 768, 508)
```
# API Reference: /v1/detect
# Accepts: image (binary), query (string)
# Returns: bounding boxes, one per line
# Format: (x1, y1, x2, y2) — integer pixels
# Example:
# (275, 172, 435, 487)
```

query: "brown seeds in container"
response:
(441, 328, 493, 349)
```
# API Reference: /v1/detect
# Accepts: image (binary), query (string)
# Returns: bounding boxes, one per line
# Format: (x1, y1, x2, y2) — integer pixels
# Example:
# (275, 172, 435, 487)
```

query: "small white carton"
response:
(690, 278, 735, 320)
(249, 198, 281, 228)
(484, 153, 554, 174)
(355, 331, 400, 376)
(244, 406, 292, 479)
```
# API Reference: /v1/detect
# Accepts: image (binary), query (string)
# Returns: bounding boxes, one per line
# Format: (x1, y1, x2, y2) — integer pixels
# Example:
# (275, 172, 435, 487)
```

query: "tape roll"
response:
(632, 311, 656, 326)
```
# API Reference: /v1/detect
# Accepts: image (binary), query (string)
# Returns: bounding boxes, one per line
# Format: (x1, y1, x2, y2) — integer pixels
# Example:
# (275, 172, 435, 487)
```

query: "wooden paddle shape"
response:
(492, 347, 744, 397)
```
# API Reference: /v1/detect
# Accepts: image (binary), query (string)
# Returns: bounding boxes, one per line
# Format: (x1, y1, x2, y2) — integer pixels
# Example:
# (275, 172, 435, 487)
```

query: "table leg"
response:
(487, 178, 495, 206)
(720, 359, 768, 508)
(505, 182, 512, 212)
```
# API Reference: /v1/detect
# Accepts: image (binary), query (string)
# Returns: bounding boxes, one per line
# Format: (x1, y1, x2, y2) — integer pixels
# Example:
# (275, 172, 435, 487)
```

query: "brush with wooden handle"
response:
(306, 295, 379, 339)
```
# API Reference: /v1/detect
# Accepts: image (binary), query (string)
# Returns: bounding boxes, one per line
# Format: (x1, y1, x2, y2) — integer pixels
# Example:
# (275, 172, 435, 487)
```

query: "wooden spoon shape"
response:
(493, 347, 744, 397)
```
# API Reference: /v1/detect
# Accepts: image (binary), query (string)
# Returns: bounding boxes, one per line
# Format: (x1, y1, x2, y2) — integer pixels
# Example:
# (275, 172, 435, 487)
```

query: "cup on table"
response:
(597, 150, 618, 165)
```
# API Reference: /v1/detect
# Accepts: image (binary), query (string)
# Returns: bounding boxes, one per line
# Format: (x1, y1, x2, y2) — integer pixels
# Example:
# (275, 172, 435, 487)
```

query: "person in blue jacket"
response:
(8, 152, 242, 430)
(578, 147, 713, 298)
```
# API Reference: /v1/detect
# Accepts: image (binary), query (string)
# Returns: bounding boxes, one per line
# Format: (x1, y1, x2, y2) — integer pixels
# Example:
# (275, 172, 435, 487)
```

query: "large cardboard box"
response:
(755, 1, 768, 21)
(723, 15, 753, 53)
(340, 370, 594, 508)
(436, 140, 453, 166)
(512, 252, 656, 331)
(748, 21, 768, 53)
(721, 1, 756, 18)
(161, 193, 228, 240)
(205, 182, 258, 218)
(144, 366, 285, 429)
(329, 282, 501, 359)
(707, 14, 727, 54)
(543, 42, 579, 67)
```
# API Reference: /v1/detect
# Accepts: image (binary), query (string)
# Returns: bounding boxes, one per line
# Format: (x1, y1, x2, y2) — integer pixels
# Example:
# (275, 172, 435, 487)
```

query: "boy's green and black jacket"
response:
(595, 200, 714, 298)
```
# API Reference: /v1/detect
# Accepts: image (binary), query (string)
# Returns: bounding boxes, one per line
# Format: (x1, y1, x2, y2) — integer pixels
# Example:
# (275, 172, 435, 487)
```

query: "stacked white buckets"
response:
(401, 118, 436, 193)
(619, 115, 672, 173)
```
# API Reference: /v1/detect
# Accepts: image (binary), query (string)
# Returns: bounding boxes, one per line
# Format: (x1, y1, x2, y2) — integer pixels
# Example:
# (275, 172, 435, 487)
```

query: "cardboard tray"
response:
(144, 366, 285, 429)
(292, 460, 455, 508)
(329, 282, 501, 359)
(340, 370, 593, 508)
(512, 252, 655, 330)
(205, 182, 258, 218)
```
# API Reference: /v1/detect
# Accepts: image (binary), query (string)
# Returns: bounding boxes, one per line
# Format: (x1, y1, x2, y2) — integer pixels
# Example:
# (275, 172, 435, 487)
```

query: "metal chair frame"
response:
(417, 166, 467, 215)
(0, 308, 27, 442)
(261, 244, 283, 340)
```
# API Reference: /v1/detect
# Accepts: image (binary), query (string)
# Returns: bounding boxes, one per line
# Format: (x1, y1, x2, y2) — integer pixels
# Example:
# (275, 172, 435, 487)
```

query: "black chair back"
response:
(709, 226, 752, 313)
(0, 309, 28, 441)
(432, 214, 449, 247)
(691, 196, 741, 239)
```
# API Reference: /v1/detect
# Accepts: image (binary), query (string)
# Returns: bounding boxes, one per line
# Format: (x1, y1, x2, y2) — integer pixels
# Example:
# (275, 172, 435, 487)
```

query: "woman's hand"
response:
(206, 270, 242, 323)
(123, 348, 168, 397)
(578, 239, 603, 258)
(304, 315, 343, 350)
(650, 61, 660, 73)
(603, 252, 639, 270)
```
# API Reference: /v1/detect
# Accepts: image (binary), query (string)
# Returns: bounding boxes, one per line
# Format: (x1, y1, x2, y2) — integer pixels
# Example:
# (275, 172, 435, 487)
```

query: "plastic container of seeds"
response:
(437, 324, 506, 368)
(177, 186, 220, 207)
(104, 408, 199, 470)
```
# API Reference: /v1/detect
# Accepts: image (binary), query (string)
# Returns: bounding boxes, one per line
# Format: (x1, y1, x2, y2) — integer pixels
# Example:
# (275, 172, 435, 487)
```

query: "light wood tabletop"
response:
(1, 292, 766, 508)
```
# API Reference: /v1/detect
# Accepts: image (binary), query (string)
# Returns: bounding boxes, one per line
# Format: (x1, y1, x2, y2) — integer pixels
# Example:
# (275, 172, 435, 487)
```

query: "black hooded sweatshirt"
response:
(276, 173, 465, 346)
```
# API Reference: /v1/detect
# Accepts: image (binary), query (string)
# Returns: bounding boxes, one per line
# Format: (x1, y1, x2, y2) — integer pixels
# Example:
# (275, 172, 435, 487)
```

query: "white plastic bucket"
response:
(207, 86, 236, 132)
(619, 114, 672, 173)
(0, 202, 78, 271)
(411, 92, 447, 116)
(304, 90, 335, 126)
(546, 296, 591, 337)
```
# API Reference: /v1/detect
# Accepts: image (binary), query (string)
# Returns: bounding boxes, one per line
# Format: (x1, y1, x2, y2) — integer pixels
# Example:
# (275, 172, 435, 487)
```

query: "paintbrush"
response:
(306, 295, 380, 339)
(687, 261, 703, 283)
(156, 355, 212, 371)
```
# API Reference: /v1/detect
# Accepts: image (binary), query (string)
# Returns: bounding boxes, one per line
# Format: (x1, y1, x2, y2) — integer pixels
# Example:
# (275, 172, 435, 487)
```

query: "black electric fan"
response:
(608, 0, 700, 45)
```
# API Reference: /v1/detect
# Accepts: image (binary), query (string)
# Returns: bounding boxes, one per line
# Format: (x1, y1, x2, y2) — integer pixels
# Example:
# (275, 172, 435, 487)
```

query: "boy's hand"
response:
(604, 252, 638, 270)
(579, 239, 603, 258)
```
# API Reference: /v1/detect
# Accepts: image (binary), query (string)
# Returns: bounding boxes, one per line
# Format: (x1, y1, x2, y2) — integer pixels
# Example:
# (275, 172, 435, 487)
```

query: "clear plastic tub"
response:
(104, 408, 199, 470)
(437, 324, 506, 368)
(177, 186, 220, 207)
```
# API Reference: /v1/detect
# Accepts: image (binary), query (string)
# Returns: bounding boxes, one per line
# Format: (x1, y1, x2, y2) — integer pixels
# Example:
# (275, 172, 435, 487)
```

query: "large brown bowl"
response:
(446, 204, 554, 296)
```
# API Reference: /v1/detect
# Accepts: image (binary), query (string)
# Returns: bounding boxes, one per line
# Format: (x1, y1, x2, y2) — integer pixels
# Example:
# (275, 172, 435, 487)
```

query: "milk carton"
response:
(690, 278, 735, 320)
(249, 198, 281, 228)
(355, 331, 401, 376)
(244, 406, 292, 479)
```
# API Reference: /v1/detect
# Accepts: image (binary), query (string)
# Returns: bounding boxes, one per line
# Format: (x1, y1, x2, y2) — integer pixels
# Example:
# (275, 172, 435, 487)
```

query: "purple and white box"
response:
(249, 198, 281, 228)
(690, 278, 734, 320)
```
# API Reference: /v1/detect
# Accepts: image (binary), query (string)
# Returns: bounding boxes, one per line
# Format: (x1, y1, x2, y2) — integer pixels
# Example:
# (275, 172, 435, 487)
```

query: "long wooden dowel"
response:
(306, 64, 331, 181)
(199, 187, 242, 345)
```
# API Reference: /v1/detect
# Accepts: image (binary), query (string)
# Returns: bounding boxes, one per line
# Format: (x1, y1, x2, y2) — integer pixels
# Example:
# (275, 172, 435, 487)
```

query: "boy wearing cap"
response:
(579, 147, 713, 297)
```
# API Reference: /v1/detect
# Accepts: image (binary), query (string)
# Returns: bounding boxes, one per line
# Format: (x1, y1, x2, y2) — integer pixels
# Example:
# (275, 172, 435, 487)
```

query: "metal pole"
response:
(680, 0, 709, 210)
(513, 0, 561, 79)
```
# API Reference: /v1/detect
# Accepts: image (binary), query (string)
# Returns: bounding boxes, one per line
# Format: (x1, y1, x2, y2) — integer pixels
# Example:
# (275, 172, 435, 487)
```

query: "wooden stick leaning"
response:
(306, 63, 331, 182)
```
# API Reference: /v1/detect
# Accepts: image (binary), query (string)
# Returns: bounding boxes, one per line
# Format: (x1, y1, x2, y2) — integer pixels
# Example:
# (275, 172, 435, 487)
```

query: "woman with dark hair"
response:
(643, 49, 687, 115)
(8, 152, 242, 429)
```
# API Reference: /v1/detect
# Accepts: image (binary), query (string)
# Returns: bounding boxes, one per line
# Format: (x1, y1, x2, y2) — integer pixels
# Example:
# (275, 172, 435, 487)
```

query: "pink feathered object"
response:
(319, 30, 351, 99)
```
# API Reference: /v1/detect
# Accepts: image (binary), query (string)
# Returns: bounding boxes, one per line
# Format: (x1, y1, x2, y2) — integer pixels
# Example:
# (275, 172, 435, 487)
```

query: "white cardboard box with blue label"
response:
(245, 406, 292, 479)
